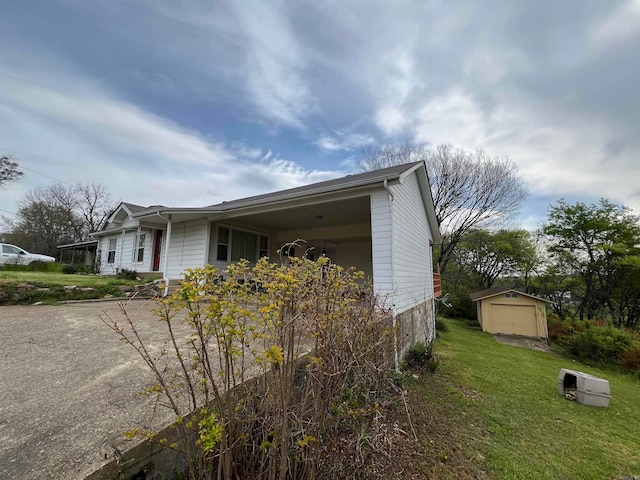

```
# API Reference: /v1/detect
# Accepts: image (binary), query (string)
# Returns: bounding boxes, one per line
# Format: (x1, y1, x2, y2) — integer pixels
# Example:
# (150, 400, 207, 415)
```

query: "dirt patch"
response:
(314, 371, 490, 479)
(493, 334, 553, 353)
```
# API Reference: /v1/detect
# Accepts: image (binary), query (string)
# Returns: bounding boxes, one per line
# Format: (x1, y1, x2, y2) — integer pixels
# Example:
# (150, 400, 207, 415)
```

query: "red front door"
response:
(152, 230, 163, 271)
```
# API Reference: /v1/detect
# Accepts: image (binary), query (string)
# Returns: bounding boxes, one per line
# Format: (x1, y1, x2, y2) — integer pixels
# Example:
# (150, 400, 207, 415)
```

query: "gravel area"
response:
(0, 299, 191, 480)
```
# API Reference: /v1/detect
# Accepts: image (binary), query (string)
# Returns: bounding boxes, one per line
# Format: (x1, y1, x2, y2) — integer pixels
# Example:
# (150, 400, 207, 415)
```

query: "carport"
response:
(470, 287, 551, 338)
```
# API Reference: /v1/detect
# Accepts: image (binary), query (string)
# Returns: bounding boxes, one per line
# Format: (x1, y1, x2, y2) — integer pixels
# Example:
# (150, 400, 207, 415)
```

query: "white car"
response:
(0, 243, 56, 266)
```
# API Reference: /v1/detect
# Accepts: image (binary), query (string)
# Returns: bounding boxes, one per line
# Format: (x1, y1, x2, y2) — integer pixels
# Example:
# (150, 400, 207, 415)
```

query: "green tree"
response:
(454, 229, 539, 289)
(543, 198, 640, 327)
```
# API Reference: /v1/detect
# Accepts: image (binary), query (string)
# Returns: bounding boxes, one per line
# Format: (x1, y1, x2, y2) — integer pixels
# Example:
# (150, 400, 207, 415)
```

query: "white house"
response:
(92, 162, 442, 350)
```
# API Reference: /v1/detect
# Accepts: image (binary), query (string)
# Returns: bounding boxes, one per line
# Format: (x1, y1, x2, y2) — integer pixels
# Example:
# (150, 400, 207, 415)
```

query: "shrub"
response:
(568, 325, 634, 366)
(435, 317, 449, 332)
(61, 264, 77, 274)
(116, 268, 139, 280)
(620, 345, 640, 372)
(442, 291, 477, 320)
(103, 256, 394, 479)
(403, 342, 438, 372)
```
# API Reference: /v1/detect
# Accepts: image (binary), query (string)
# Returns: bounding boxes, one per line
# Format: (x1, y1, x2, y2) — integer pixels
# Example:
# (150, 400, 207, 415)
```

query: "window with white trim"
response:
(216, 227, 268, 262)
(107, 238, 117, 264)
(505, 292, 519, 298)
(134, 233, 146, 263)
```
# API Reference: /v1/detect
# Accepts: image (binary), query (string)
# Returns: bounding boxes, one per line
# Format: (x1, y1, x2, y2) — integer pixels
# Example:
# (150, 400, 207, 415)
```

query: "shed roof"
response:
(470, 287, 553, 303)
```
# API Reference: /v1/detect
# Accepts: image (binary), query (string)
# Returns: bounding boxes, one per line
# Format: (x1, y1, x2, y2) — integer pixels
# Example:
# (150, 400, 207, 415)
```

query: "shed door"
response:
(490, 304, 538, 336)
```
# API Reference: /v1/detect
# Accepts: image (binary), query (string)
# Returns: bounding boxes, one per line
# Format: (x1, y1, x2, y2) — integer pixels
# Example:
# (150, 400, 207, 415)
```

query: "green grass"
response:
(0, 270, 153, 304)
(0, 270, 140, 288)
(434, 318, 640, 480)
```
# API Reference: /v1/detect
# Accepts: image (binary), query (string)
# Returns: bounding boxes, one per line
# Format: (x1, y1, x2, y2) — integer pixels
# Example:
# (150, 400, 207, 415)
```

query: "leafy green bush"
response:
(441, 290, 477, 320)
(116, 268, 139, 280)
(61, 264, 77, 274)
(403, 342, 438, 372)
(435, 317, 449, 332)
(568, 324, 636, 366)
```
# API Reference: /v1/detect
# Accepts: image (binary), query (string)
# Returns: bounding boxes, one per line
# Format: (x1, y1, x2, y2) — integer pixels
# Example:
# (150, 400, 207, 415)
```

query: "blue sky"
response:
(2, 0, 640, 231)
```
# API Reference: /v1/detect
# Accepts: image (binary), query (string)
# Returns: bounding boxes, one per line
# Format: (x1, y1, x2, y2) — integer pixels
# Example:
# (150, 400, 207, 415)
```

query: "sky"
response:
(2, 0, 640, 231)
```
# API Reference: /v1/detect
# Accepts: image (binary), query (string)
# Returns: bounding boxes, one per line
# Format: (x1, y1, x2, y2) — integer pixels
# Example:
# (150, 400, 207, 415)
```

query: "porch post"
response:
(162, 216, 172, 296)
(118, 229, 126, 271)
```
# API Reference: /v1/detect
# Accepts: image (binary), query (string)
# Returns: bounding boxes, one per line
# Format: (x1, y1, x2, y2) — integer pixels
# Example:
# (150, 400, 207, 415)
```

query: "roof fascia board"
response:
(472, 289, 553, 303)
(104, 202, 132, 225)
(412, 164, 442, 244)
(214, 175, 402, 211)
(134, 181, 396, 221)
(208, 184, 387, 221)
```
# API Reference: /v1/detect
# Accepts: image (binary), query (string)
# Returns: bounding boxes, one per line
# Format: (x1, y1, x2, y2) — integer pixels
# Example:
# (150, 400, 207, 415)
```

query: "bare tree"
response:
(3, 182, 117, 256)
(0, 156, 24, 188)
(358, 144, 528, 271)
(76, 182, 115, 235)
(5, 184, 82, 256)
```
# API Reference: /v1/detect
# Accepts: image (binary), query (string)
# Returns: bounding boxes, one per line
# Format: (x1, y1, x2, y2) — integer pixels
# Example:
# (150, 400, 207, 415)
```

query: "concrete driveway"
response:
(0, 299, 190, 480)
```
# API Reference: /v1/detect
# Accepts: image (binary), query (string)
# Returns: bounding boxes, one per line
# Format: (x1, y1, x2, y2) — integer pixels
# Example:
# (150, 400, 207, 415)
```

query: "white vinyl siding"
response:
(99, 233, 134, 273)
(388, 172, 434, 314)
(166, 219, 209, 278)
(370, 191, 394, 303)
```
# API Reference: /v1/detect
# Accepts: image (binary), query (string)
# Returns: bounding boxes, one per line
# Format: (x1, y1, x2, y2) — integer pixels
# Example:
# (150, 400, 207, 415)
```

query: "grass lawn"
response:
(433, 318, 640, 479)
(0, 270, 140, 288)
(0, 270, 154, 304)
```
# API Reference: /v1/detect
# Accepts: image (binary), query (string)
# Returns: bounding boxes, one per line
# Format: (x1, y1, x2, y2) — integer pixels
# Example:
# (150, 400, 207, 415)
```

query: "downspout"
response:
(384, 179, 399, 371)
(156, 213, 172, 297)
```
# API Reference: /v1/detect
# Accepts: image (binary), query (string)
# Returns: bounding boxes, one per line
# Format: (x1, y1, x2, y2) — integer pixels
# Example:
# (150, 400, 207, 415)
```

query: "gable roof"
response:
(94, 162, 441, 243)
(470, 287, 553, 303)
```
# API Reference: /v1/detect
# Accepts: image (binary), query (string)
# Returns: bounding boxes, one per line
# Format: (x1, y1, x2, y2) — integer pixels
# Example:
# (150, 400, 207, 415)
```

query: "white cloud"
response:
(374, 105, 409, 137)
(0, 63, 340, 214)
(371, 47, 423, 136)
(411, 87, 640, 214)
(592, 0, 640, 48)
(230, 1, 314, 129)
(413, 88, 487, 148)
(314, 130, 374, 152)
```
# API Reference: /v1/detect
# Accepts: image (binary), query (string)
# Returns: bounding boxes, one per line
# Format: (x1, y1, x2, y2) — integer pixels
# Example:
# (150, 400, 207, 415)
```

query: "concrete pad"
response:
(0, 300, 191, 479)
(492, 333, 552, 353)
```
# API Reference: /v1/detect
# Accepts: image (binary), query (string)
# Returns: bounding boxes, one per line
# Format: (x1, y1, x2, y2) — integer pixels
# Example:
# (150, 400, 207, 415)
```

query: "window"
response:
(217, 227, 229, 261)
(107, 238, 117, 264)
(505, 292, 519, 299)
(2, 245, 22, 254)
(216, 227, 268, 262)
(134, 233, 146, 263)
(231, 231, 257, 262)
(259, 235, 268, 258)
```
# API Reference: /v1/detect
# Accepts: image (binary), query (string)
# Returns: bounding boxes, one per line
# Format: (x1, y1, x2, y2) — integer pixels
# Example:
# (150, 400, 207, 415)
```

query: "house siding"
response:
(370, 190, 394, 303)
(389, 172, 436, 349)
(389, 171, 434, 313)
(166, 219, 209, 278)
(97, 230, 155, 274)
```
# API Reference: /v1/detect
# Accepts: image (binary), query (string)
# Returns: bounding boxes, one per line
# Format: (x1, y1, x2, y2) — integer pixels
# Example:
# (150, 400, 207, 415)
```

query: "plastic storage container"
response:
(557, 368, 611, 407)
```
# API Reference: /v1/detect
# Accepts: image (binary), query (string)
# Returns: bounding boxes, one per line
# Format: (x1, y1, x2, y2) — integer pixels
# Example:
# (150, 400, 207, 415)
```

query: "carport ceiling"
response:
(223, 195, 371, 231)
